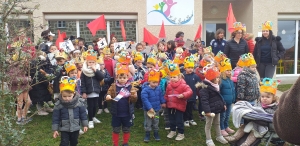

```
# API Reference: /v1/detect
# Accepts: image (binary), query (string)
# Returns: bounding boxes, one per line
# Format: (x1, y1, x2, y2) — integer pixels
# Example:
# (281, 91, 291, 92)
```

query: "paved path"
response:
(276, 90, 283, 97)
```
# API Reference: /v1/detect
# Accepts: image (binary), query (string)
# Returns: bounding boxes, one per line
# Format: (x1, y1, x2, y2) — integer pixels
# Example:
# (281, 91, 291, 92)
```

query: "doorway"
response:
(203, 21, 228, 47)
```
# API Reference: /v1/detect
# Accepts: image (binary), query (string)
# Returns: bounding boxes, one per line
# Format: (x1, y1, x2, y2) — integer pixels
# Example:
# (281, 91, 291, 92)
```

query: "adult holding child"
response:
(224, 22, 249, 69)
(253, 21, 285, 79)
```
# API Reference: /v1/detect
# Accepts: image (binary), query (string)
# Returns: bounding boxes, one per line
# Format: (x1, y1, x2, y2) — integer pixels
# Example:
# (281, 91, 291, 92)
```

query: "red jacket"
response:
(164, 79, 192, 112)
(140, 72, 149, 84)
(247, 39, 255, 54)
(195, 67, 205, 80)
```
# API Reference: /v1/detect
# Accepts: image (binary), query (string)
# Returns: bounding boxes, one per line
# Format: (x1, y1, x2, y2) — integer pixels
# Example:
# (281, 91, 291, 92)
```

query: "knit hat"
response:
(133, 52, 144, 62)
(59, 76, 76, 92)
(148, 69, 160, 82)
(219, 58, 232, 73)
(64, 61, 77, 74)
(203, 63, 220, 81)
(274, 76, 300, 145)
(214, 51, 227, 63)
(184, 55, 195, 68)
(168, 63, 180, 77)
(116, 63, 129, 75)
(85, 50, 98, 61)
(260, 78, 279, 95)
(262, 21, 273, 30)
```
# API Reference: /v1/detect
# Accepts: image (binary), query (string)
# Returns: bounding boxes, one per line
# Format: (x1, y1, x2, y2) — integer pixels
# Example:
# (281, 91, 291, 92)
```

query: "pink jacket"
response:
(231, 67, 243, 83)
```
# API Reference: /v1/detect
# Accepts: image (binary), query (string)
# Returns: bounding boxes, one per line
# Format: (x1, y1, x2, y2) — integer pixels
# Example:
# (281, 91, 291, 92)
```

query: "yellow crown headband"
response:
(214, 51, 227, 63)
(260, 78, 280, 95)
(64, 61, 77, 74)
(262, 21, 273, 30)
(203, 46, 212, 54)
(59, 76, 77, 92)
(233, 22, 246, 31)
(219, 58, 232, 72)
(202, 63, 216, 74)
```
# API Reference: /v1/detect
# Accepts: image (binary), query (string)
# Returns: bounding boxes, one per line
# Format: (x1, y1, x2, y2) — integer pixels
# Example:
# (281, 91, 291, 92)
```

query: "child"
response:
(236, 53, 260, 104)
(52, 76, 88, 146)
(81, 51, 104, 129)
(231, 55, 246, 85)
(225, 78, 279, 146)
(74, 56, 84, 94)
(141, 69, 166, 142)
(166, 40, 176, 60)
(87, 45, 94, 51)
(47, 45, 58, 65)
(219, 58, 236, 136)
(133, 52, 147, 109)
(103, 47, 115, 78)
(97, 57, 111, 114)
(140, 53, 156, 85)
(244, 33, 254, 54)
(157, 41, 165, 53)
(160, 59, 171, 130)
(165, 63, 192, 141)
(52, 51, 67, 103)
(197, 64, 228, 146)
(183, 56, 201, 127)
(105, 63, 138, 146)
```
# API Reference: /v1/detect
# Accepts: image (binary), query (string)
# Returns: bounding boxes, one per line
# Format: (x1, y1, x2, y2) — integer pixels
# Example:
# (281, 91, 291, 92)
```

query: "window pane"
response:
(277, 20, 296, 74)
(48, 20, 77, 43)
(109, 20, 136, 42)
(79, 20, 106, 43)
(8, 20, 34, 42)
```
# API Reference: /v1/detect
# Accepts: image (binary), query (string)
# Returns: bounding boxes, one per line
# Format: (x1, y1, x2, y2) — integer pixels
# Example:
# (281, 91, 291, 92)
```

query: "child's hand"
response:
(224, 105, 227, 111)
(82, 93, 87, 99)
(53, 131, 59, 138)
(177, 94, 184, 98)
(91, 66, 96, 72)
(161, 103, 166, 108)
(106, 95, 112, 100)
(148, 108, 154, 113)
(83, 127, 88, 132)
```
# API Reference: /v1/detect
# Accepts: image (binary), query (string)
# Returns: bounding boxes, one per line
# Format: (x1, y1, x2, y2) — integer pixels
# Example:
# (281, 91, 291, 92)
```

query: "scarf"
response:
(205, 78, 219, 91)
(261, 102, 277, 109)
(82, 61, 100, 77)
(59, 93, 80, 109)
(116, 81, 131, 98)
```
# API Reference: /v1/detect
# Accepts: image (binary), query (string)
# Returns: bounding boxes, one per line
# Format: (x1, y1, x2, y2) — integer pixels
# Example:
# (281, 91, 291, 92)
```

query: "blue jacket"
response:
(219, 78, 236, 104)
(210, 39, 227, 55)
(183, 72, 201, 102)
(159, 78, 168, 95)
(141, 82, 166, 112)
(100, 69, 112, 92)
(110, 84, 135, 117)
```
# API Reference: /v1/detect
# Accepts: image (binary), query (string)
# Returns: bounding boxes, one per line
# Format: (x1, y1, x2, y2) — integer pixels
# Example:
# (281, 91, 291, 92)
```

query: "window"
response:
(115, 21, 120, 28)
(57, 21, 66, 28)
(110, 20, 136, 42)
(48, 20, 77, 42)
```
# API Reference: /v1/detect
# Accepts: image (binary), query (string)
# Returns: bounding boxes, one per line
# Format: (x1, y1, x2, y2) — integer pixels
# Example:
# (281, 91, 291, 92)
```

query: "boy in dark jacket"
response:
(52, 77, 88, 146)
(52, 52, 67, 102)
(141, 69, 166, 142)
(133, 52, 147, 109)
(105, 63, 138, 146)
(183, 56, 201, 127)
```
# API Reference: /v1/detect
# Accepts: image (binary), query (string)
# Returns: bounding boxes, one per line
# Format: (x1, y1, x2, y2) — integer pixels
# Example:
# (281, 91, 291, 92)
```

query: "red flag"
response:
(87, 14, 106, 36)
(143, 28, 159, 45)
(194, 24, 202, 41)
(159, 21, 166, 38)
(226, 3, 237, 33)
(56, 30, 67, 50)
(120, 20, 126, 41)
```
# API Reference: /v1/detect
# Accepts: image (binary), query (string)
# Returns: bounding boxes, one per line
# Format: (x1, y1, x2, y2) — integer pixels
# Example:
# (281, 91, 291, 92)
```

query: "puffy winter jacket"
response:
(141, 82, 166, 111)
(231, 67, 243, 83)
(237, 67, 260, 101)
(80, 70, 104, 94)
(210, 38, 226, 55)
(197, 81, 226, 114)
(224, 38, 249, 68)
(52, 93, 88, 132)
(52, 65, 67, 93)
(253, 36, 285, 66)
(183, 72, 201, 102)
(164, 79, 192, 112)
(100, 69, 112, 91)
(220, 78, 236, 105)
(247, 39, 255, 54)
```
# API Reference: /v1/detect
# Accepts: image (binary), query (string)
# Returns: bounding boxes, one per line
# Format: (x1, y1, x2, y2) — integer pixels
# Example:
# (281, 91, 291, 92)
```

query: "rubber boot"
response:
(224, 124, 245, 142)
(153, 131, 161, 141)
(240, 131, 256, 146)
(144, 131, 150, 142)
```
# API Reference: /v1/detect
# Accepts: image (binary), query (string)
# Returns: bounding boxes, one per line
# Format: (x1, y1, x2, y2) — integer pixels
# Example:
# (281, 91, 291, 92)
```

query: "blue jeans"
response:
(220, 103, 232, 130)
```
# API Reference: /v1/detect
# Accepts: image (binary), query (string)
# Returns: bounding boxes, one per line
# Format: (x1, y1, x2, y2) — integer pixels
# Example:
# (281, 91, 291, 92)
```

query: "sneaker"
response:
(221, 130, 229, 136)
(16, 118, 23, 125)
(97, 109, 103, 115)
(206, 139, 215, 146)
(79, 129, 84, 135)
(93, 117, 101, 123)
(23, 117, 33, 124)
(104, 108, 110, 113)
(88, 121, 94, 129)
(45, 107, 53, 112)
(38, 110, 49, 116)
(27, 110, 31, 114)
(167, 131, 176, 139)
(225, 127, 235, 134)
(189, 120, 197, 126)
(132, 114, 135, 119)
(199, 115, 206, 121)
(184, 121, 190, 127)
(175, 133, 185, 141)
(165, 124, 170, 130)
(216, 136, 228, 144)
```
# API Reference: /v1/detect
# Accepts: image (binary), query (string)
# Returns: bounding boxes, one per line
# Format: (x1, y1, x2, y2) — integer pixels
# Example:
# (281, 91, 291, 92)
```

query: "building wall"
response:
(32, 0, 203, 42)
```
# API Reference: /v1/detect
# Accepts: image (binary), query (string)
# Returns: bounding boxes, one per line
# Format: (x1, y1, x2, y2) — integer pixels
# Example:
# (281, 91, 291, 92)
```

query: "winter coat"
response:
(220, 78, 236, 105)
(237, 67, 260, 101)
(253, 36, 285, 66)
(140, 72, 149, 85)
(52, 93, 88, 132)
(231, 67, 243, 83)
(247, 39, 255, 54)
(224, 38, 249, 68)
(195, 67, 205, 81)
(100, 69, 112, 92)
(197, 81, 226, 114)
(166, 49, 176, 60)
(256, 102, 278, 114)
(106, 83, 138, 117)
(141, 82, 166, 111)
(164, 79, 192, 112)
(183, 72, 201, 102)
(80, 69, 104, 95)
(133, 64, 147, 82)
(52, 65, 66, 93)
(159, 78, 168, 95)
(210, 38, 227, 55)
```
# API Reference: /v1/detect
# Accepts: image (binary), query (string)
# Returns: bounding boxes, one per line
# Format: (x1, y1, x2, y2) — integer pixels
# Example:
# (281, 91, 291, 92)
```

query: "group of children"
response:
(9, 23, 280, 146)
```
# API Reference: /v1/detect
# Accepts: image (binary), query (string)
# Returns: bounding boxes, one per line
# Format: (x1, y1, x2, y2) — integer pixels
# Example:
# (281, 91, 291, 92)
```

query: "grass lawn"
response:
(277, 84, 293, 92)
(21, 107, 234, 146)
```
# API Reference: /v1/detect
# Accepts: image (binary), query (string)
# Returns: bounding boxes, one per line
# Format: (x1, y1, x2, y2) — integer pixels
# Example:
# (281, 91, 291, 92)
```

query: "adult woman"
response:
(40, 29, 55, 53)
(210, 28, 226, 55)
(253, 21, 285, 79)
(224, 22, 249, 69)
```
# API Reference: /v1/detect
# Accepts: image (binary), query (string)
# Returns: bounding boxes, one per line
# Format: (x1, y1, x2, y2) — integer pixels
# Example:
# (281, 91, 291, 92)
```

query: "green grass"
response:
(21, 107, 234, 146)
(277, 84, 293, 92)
